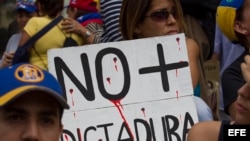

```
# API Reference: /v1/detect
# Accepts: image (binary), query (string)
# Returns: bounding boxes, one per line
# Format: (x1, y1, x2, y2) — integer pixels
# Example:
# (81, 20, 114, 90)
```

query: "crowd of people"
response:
(0, 0, 249, 140)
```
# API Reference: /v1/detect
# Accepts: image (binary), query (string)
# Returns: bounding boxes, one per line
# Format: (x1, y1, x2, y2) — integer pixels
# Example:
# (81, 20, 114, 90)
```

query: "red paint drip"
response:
(176, 90, 179, 100)
(106, 77, 111, 84)
(69, 89, 74, 106)
(141, 108, 146, 118)
(69, 89, 76, 118)
(176, 37, 180, 45)
(77, 128, 82, 141)
(176, 37, 180, 51)
(115, 65, 118, 71)
(113, 57, 117, 63)
(64, 134, 69, 141)
(110, 100, 134, 139)
(113, 57, 118, 71)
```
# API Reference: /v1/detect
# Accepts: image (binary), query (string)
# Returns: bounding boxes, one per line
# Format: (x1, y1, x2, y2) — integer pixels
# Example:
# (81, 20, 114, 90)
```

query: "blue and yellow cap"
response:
(216, 0, 244, 42)
(16, 0, 37, 13)
(0, 63, 69, 109)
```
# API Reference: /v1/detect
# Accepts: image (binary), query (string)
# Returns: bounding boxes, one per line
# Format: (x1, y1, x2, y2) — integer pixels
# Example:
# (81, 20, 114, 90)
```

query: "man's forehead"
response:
(1, 92, 60, 113)
(1, 103, 60, 118)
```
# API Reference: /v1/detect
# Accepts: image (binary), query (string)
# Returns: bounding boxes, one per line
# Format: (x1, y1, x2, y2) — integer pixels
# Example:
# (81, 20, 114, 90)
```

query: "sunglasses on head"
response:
(145, 8, 178, 22)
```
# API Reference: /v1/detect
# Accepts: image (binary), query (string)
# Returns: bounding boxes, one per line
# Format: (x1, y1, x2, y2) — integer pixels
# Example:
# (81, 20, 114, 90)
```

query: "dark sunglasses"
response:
(145, 9, 178, 22)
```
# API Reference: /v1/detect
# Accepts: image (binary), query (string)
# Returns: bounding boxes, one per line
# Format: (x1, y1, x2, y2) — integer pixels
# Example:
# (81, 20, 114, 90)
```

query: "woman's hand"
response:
(61, 17, 85, 35)
(0, 52, 14, 68)
(61, 17, 94, 44)
(241, 55, 250, 86)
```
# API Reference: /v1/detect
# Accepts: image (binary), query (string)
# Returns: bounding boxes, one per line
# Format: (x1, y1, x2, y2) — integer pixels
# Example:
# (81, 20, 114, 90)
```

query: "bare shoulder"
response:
(186, 37, 199, 47)
(187, 121, 221, 141)
(185, 37, 200, 55)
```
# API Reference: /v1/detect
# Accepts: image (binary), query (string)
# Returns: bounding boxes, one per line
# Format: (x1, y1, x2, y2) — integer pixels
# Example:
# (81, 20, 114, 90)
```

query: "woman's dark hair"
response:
(119, 0, 151, 40)
(37, 0, 64, 18)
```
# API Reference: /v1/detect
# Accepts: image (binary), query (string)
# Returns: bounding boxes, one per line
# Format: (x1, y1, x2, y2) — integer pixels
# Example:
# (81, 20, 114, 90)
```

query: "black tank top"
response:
(218, 120, 231, 141)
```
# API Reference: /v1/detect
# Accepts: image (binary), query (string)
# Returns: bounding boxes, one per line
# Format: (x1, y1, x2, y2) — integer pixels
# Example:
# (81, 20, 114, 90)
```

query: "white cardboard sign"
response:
(48, 33, 198, 141)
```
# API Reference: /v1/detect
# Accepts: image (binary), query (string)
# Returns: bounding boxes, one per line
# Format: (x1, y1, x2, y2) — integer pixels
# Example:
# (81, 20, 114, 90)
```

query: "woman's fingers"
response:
(241, 55, 250, 86)
(61, 18, 83, 34)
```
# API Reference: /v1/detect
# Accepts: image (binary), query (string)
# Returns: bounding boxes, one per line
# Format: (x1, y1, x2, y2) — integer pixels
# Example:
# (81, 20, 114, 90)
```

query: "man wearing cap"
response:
(0, 0, 37, 69)
(0, 63, 69, 140)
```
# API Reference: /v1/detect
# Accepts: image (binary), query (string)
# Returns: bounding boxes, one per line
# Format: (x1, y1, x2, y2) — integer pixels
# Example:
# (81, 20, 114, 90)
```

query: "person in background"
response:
(0, 0, 37, 69)
(210, 24, 245, 120)
(0, 63, 69, 140)
(187, 54, 250, 141)
(180, 0, 220, 61)
(99, 0, 123, 42)
(216, 0, 249, 121)
(61, 0, 104, 44)
(62, 0, 122, 43)
(119, 0, 213, 121)
(18, 0, 84, 70)
(7, 19, 19, 39)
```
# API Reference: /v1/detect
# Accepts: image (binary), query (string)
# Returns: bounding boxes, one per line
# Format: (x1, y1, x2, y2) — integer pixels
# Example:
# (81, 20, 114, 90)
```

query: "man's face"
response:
(0, 91, 63, 141)
(16, 10, 36, 31)
(235, 83, 250, 124)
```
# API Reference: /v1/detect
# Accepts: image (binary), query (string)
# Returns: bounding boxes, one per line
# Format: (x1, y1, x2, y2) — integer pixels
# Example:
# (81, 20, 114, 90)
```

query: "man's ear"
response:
(234, 21, 249, 35)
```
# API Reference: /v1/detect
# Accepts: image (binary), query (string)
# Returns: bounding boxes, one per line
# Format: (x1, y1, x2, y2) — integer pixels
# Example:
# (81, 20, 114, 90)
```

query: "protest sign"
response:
(48, 33, 198, 141)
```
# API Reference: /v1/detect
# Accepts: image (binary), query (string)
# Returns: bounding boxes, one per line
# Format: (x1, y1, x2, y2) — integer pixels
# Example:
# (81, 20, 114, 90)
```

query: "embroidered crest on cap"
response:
(16, 0, 36, 6)
(15, 64, 44, 82)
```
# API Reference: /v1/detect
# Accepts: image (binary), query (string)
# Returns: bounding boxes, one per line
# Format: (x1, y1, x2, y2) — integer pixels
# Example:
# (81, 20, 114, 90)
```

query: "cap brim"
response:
(16, 6, 36, 13)
(0, 85, 70, 109)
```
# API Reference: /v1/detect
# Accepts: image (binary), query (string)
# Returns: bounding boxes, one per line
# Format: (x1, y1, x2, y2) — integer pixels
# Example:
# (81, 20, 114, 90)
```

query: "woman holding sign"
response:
(119, 0, 213, 121)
